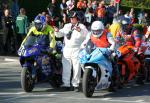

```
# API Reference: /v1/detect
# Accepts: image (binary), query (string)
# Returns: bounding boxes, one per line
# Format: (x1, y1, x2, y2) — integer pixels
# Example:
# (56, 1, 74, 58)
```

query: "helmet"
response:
(34, 15, 46, 31)
(121, 19, 130, 25)
(91, 21, 104, 38)
(68, 11, 77, 18)
(121, 18, 131, 34)
(69, 11, 86, 24)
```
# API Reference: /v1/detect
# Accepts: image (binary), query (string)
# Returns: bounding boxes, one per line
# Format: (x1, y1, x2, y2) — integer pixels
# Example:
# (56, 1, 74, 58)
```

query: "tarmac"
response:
(0, 55, 19, 62)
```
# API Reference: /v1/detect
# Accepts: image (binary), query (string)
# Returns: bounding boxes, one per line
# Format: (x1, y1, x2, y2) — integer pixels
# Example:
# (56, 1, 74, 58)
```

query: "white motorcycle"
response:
(79, 40, 114, 97)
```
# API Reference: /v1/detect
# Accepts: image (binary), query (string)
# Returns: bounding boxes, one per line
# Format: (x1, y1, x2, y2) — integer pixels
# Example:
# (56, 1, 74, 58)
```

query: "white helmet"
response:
(91, 21, 104, 37)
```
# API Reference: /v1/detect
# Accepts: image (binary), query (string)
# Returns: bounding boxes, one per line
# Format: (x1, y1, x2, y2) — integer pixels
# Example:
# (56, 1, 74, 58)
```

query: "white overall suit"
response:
(55, 22, 88, 87)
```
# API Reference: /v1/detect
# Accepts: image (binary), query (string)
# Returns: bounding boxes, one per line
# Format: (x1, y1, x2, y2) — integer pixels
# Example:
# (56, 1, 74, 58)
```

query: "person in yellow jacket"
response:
(21, 15, 56, 50)
(109, 18, 121, 39)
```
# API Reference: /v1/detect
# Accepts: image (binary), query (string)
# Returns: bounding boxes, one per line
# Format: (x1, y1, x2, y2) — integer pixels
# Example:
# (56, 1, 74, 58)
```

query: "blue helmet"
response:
(34, 15, 46, 31)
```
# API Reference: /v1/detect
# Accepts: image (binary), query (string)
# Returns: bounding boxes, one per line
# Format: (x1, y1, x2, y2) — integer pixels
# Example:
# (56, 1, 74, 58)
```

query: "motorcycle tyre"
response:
(82, 68, 96, 97)
(21, 67, 34, 92)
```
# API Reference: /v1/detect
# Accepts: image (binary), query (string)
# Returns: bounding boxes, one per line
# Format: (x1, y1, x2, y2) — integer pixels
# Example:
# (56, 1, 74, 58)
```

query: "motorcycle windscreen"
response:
(89, 48, 113, 75)
(79, 49, 91, 64)
(88, 48, 109, 63)
(23, 35, 49, 47)
(18, 35, 39, 56)
(23, 35, 38, 47)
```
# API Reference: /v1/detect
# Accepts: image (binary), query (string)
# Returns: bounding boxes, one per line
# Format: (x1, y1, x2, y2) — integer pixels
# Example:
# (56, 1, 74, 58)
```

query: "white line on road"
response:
(0, 92, 25, 95)
(59, 96, 148, 103)
(0, 92, 148, 103)
(4, 58, 18, 62)
(24, 94, 56, 97)
(0, 95, 26, 102)
(0, 93, 56, 102)
(101, 98, 111, 100)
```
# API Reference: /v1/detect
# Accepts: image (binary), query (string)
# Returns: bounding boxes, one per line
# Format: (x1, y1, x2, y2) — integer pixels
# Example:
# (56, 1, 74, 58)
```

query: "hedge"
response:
(18, 0, 50, 22)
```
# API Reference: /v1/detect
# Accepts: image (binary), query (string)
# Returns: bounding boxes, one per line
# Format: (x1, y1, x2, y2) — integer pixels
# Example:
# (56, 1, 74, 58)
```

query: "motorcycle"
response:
(116, 45, 141, 84)
(18, 34, 62, 92)
(79, 42, 113, 97)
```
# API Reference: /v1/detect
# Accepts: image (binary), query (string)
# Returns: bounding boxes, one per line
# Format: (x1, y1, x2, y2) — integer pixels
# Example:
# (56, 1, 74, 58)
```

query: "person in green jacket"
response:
(16, 8, 28, 49)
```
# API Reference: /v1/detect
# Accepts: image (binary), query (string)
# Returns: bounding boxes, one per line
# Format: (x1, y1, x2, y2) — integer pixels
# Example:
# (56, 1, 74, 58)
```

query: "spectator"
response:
(106, 0, 116, 24)
(10, 0, 19, 21)
(129, 8, 135, 24)
(123, 11, 131, 24)
(1, 9, 16, 54)
(82, 0, 87, 13)
(60, 0, 67, 12)
(95, 2, 106, 24)
(60, 0, 68, 26)
(109, 18, 121, 39)
(86, 0, 92, 12)
(61, 9, 67, 26)
(0, 4, 2, 29)
(77, 0, 83, 11)
(138, 9, 145, 24)
(87, 0, 92, 8)
(92, 0, 97, 11)
(16, 8, 28, 49)
(45, 14, 55, 27)
(85, 7, 95, 30)
(142, 13, 149, 26)
(66, 0, 75, 13)
(47, 0, 61, 27)
(145, 26, 150, 39)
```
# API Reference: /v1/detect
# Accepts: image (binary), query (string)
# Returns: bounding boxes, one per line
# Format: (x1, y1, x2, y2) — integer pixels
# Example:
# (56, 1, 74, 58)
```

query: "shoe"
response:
(74, 87, 80, 92)
(60, 86, 72, 91)
(108, 86, 116, 92)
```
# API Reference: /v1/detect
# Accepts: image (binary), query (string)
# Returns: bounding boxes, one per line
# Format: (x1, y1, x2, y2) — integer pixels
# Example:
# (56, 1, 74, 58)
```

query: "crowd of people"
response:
(0, 0, 150, 92)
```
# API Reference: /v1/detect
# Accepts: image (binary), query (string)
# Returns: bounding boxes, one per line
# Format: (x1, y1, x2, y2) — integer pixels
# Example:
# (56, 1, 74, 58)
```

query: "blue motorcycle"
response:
(79, 42, 113, 97)
(18, 34, 62, 92)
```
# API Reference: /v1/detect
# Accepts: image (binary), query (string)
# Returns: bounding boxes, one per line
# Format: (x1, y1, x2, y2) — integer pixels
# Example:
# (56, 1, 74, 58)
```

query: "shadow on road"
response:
(92, 83, 150, 98)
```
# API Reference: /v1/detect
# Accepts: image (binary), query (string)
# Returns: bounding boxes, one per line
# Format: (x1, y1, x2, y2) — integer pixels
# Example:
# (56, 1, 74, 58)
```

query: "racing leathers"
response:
(81, 29, 116, 75)
(21, 24, 56, 49)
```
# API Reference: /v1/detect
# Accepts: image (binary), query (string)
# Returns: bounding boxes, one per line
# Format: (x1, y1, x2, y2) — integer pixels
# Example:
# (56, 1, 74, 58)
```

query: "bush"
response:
(133, 24, 144, 32)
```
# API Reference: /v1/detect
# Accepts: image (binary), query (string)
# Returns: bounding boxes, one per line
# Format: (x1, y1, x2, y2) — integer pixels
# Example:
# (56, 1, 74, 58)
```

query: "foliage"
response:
(132, 23, 145, 33)
(18, 0, 49, 22)
(120, 0, 150, 9)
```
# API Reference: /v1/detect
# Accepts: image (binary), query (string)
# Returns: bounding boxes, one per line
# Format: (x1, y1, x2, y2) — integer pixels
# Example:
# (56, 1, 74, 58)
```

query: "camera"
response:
(66, 30, 73, 40)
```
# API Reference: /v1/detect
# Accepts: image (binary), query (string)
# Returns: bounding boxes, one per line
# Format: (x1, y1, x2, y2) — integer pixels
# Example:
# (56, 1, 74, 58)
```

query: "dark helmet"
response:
(68, 11, 86, 23)
(68, 11, 78, 18)
(121, 18, 132, 34)
(34, 15, 46, 31)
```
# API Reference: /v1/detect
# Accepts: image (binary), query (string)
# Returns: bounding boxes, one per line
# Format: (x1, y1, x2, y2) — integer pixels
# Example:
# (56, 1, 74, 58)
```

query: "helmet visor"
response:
(92, 29, 103, 36)
(35, 22, 43, 31)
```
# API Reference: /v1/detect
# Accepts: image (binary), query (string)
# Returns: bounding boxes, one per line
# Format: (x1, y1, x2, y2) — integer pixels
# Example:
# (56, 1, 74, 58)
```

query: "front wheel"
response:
(21, 67, 34, 92)
(82, 68, 97, 97)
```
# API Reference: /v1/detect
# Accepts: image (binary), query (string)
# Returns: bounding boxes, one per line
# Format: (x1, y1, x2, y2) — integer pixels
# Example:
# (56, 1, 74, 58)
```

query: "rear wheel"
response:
(21, 67, 34, 92)
(82, 68, 97, 97)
